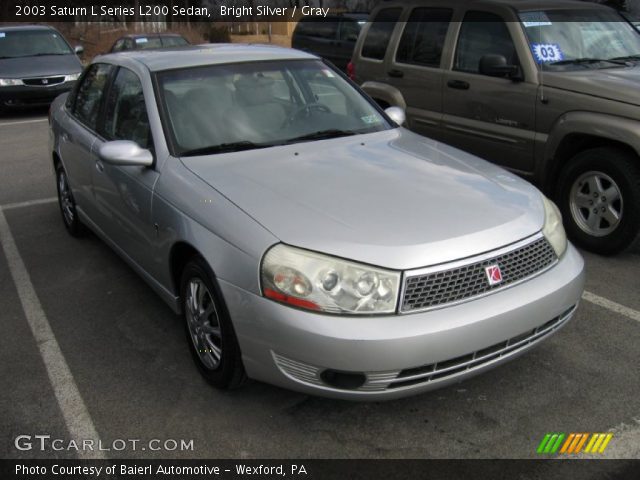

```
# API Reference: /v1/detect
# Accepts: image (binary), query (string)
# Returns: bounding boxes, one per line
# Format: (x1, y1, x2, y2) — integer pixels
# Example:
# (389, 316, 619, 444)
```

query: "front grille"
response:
(22, 76, 65, 87)
(401, 236, 557, 313)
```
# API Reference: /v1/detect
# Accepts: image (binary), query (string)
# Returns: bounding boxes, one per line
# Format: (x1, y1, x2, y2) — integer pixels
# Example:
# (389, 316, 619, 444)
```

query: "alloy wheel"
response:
(184, 277, 222, 370)
(569, 171, 623, 237)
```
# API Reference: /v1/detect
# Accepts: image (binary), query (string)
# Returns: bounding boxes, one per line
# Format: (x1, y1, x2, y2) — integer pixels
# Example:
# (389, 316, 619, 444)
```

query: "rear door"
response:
(59, 63, 114, 222)
(354, 7, 403, 85)
(386, 7, 454, 139)
(441, 10, 537, 173)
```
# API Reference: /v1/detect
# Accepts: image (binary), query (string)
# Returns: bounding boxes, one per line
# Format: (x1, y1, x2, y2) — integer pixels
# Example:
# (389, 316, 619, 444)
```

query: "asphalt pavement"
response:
(1, 109, 638, 464)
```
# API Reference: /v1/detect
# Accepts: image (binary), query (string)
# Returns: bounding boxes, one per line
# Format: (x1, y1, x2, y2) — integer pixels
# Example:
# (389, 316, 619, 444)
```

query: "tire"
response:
(55, 162, 84, 237)
(180, 256, 246, 389)
(555, 147, 640, 255)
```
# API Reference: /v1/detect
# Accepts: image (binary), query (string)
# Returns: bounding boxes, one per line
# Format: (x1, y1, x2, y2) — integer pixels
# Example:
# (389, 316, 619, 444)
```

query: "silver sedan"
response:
(49, 45, 585, 400)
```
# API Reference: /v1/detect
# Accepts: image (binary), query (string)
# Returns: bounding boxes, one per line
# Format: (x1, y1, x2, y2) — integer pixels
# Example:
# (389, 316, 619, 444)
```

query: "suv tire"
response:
(556, 147, 640, 255)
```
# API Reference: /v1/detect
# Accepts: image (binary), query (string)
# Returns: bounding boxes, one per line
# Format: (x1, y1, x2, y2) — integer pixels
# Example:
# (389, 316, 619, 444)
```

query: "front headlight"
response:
(542, 196, 567, 258)
(261, 244, 400, 314)
(64, 73, 81, 82)
(0, 78, 22, 87)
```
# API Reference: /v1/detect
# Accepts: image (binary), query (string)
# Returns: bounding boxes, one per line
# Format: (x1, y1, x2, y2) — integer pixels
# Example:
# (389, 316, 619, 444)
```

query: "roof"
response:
(97, 43, 317, 72)
(376, 0, 609, 11)
(119, 33, 185, 39)
(0, 25, 55, 32)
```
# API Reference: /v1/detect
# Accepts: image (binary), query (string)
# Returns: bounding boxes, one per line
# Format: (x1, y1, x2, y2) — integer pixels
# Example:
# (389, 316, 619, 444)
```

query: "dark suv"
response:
(351, 0, 640, 254)
(292, 13, 367, 71)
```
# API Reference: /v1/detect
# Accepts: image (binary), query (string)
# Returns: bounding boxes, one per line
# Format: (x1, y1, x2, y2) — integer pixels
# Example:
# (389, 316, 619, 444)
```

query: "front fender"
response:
(541, 111, 640, 187)
(360, 81, 407, 110)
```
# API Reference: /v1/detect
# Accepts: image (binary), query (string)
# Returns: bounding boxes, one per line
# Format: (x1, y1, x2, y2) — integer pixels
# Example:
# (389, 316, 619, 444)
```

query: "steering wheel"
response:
(283, 103, 331, 127)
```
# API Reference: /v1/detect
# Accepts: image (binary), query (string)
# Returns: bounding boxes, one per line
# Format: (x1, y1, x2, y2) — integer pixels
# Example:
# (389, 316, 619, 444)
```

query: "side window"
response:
(72, 63, 113, 131)
(454, 11, 519, 74)
(112, 39, 124, 52)
(339, 20, 361, 42)
(102, 68, 151, 149)
(361, 8, 402, 60)
(396, 8, 452, 68)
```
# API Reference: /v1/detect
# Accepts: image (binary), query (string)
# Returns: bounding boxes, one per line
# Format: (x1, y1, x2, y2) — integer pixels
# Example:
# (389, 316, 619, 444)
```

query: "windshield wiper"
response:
(549, 57, 628, 66)
(180, 141, 265, 156)
(609, 54, 640, 62)
(30, 52, 70, 56)
(282, 129, 358, 144)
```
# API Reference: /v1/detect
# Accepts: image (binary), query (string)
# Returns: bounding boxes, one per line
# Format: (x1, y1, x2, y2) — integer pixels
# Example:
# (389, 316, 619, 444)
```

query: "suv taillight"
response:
(347, 61, 355, 81)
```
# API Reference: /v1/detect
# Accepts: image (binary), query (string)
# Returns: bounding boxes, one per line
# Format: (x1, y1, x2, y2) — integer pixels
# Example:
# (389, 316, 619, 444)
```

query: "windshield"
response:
(519, 9, 640, 70)
(157, 59, 390, 156)
(0, 29, 73, 59)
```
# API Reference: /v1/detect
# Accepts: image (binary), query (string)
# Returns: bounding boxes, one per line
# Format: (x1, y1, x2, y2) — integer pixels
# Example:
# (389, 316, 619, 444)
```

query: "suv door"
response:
(92, 66, 159, 272)
(60, 63, 114, 222)
(387, 7, 453, 139)
(441, 10, 537, 173)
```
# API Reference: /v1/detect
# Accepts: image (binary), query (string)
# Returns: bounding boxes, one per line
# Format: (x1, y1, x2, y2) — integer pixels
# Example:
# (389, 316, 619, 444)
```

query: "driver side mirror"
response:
(385, 106, 406, 126)
(74, 45, 84, 55)
(479, 54, 522, 81)
(98, 141, 153, 167)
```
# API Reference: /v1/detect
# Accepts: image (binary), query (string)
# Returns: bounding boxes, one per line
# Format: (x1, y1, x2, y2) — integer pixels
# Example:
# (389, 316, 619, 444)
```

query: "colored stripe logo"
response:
(537, 433, 613, 454)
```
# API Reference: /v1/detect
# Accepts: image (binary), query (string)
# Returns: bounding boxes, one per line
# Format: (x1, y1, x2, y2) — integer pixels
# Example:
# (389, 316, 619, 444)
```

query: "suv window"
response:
(296, 20, 338, 39)
(396, 8, 453, 68)
(339, 19, 361, 42)
(102, 67, 151, 149)
(72, 63, 113, 130)
(454, 11, 518, 74)
(361, 8, 402, 60)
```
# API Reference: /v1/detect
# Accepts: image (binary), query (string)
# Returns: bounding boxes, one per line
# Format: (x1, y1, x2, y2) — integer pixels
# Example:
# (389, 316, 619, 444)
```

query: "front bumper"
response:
(0, 82, 75, 109)
(220, 243, 585, 400)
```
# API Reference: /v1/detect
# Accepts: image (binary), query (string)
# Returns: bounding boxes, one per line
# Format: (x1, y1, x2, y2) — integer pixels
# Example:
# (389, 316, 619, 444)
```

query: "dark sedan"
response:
(109, 33, 189, 53)
(0, 25, 83, 112)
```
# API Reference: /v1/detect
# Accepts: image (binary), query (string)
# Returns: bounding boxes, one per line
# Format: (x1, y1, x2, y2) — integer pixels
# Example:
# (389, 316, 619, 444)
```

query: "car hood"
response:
(0, 54, 82, 78)
(542, 66, 640, 106)
(181, 129, 544, 270)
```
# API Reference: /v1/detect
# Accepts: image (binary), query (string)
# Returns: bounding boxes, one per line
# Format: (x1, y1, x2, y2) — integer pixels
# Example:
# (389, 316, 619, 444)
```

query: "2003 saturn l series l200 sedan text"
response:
(48, 44, 585, 400)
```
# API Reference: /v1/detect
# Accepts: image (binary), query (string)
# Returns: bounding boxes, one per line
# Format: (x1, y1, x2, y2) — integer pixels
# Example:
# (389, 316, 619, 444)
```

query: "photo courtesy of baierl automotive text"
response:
(0, 0, 639, 479)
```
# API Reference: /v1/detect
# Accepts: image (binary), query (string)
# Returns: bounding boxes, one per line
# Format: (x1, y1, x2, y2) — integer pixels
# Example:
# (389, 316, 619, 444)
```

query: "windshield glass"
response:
(156, 59, 390, 155)
(519, 9, 640, 70)
(0, 29, 73, 58)
(161, 36, 188, 47)
(134, 37, 163, 49)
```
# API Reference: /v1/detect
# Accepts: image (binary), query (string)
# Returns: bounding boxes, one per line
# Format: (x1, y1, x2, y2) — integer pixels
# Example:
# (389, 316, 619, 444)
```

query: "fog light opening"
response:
(320, 369, 366, 390)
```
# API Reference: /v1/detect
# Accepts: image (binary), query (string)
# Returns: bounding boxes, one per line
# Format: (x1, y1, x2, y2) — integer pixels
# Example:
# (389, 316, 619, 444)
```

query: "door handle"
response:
(95, 160, 104, 173)
(387, 69, 404, 78)
(61, 132, 71, 142)
(447, 79, 470, 90)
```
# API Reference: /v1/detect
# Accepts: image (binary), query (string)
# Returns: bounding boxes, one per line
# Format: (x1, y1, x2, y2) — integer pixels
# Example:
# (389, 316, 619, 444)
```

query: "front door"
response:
(441, 11, 537, 174)
(91, 66, 159, 273)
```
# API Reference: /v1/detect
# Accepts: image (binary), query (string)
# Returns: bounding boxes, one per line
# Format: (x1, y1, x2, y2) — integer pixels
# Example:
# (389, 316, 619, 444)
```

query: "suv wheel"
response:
(556, 147, 640, 255)
(180, 256, 246, 389)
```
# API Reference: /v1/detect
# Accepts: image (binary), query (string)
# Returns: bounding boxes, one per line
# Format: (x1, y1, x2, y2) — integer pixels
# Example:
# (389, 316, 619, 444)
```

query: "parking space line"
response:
(0, 118, 48, 127)
(1, 197, 57, 210)
(582, 291, 640, 323)
(0, 208, 106, 459)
